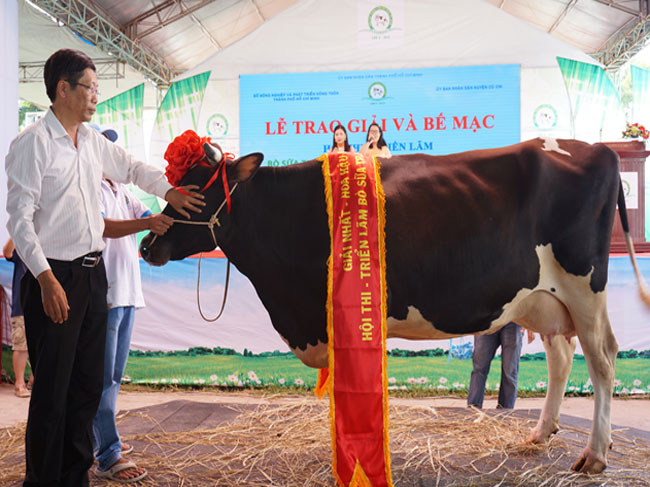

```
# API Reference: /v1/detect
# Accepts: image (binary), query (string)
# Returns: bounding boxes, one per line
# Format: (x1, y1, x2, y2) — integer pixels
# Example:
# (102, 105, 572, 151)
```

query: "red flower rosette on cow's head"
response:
(164, 129, 212, 186)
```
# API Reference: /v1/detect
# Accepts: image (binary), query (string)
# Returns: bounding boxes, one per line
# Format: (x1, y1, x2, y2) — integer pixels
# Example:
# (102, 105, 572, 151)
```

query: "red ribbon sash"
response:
(320, 152, 392, 487)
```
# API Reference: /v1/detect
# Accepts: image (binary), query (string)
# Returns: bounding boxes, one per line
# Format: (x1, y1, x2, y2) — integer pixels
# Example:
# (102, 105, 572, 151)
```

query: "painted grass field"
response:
(124, 354, 650, 396)
(3, 346, 649, 396)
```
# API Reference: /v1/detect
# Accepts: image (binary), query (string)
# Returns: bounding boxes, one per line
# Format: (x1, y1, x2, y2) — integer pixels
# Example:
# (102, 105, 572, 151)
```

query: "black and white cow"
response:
(140, 137, 649, 474)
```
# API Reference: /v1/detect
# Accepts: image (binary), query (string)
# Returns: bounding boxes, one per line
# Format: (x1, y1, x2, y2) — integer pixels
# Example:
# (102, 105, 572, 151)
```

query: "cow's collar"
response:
(151, 154, 239, 250)
(150, 181, 239, 250)
(171, 181, 239, 247)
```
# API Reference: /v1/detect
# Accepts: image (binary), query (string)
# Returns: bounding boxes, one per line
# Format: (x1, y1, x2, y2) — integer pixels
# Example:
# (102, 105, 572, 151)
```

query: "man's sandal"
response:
(95, 460, 147, 483)
(121, 442, 134, 455)
(14, 385, 30, 398)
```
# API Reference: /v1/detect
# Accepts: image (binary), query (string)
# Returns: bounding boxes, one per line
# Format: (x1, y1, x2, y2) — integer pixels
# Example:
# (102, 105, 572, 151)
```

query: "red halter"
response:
(175, 152, 236, 213)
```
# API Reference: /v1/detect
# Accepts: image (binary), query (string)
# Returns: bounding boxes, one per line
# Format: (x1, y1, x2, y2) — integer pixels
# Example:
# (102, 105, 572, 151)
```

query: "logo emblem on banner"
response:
(357, 2, 404, 47)
(368, 7, 393, 32)
(533, 104, 557, 129)
(368, 82, 387, 100)
(207, 113, 229, 137)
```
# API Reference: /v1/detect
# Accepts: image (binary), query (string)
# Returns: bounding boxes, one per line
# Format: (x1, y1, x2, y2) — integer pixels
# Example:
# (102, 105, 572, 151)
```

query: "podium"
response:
(605, 140, 650, 253)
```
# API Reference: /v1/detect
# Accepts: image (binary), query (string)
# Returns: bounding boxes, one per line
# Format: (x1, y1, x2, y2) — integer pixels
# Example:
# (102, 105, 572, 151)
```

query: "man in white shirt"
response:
(5, 48, 204, 487)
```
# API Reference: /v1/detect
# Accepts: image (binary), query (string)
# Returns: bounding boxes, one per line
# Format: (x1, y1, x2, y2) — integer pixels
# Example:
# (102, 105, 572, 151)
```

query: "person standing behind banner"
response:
(93, 174, 173, 483)
(467, 322, 523, 409)
(3, 238, 32, 398)
(327, 124, 356, 154)
(92, 126, 173, 483)
(5, 48, 204, 487)
(360, 122, 391, 158)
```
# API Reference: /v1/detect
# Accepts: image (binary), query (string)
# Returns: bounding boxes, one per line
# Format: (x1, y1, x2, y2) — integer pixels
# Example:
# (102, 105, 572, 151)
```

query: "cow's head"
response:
(140, 143, 264, 265)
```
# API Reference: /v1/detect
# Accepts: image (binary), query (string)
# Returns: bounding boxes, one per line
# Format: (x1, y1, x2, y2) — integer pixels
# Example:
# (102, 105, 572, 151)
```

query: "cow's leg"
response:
(570, 304, 618, 474)
(527, 334, 576, 443)
(512, 289, 576, 442)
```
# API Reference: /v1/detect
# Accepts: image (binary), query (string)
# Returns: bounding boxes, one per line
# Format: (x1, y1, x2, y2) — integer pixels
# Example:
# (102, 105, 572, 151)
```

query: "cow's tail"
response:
(618, 176, 650, 306)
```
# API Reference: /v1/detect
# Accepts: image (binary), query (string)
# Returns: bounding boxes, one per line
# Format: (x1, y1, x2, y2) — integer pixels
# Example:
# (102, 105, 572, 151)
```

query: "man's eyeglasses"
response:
(69, 81, 101, 97)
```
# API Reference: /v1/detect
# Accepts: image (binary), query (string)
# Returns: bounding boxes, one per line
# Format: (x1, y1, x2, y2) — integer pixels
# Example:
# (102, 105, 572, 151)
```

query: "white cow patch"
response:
(541, 137, 572, 157)
(385, 244, 600, 341)
(286, 244, 604, 369)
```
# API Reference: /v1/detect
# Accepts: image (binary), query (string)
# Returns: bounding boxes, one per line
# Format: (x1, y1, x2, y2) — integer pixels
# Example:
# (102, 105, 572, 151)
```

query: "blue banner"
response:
(240, 65, 520, 166)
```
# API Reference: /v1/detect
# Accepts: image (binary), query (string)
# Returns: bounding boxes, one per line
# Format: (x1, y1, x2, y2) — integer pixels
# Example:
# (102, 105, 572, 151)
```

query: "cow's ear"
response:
(231, 153, 264, 183)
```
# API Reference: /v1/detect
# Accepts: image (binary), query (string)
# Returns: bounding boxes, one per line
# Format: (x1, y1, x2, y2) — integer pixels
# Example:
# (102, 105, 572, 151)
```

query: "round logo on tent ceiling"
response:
(368, 6, 393, 32)
(533, 104, 558, 129)
(368, 82, 386, 100)
(206, 114, 229, 137)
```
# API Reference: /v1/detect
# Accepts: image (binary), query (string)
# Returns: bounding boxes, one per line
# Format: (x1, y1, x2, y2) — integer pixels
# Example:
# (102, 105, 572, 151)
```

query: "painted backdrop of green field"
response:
(3, 346, 648, 396)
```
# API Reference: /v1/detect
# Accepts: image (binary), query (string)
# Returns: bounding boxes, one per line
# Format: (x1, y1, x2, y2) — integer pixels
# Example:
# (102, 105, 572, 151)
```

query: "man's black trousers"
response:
(21, 258, 108, 487)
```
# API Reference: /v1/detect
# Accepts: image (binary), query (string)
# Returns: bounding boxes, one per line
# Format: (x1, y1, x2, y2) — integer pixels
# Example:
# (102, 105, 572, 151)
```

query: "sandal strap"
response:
(105, 460, 138, 475)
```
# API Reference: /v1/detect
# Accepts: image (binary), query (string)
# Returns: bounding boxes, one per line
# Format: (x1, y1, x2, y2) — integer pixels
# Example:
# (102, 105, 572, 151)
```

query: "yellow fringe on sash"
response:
(318, 153, 340, 483)
(314, 368, 330, 399)
(372, 156, 393, 486)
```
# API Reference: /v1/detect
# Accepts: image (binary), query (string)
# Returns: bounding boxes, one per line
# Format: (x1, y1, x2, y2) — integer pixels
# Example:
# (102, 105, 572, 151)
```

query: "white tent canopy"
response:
(17, 0, 150, 109)
(183, 0, 598, 80)
(177, 0, 603, 159)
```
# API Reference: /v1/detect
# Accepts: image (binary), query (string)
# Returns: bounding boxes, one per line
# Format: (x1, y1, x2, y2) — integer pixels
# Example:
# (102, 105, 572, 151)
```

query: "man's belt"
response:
(73, 251, 103, 268)
(48, 251, 103, 268)
(80, 251, 102, 267)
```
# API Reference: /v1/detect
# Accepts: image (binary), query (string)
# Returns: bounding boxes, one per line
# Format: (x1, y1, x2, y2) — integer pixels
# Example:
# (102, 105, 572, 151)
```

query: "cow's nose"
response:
(140, 244, 150, 261)
(139, 235, 152, 261)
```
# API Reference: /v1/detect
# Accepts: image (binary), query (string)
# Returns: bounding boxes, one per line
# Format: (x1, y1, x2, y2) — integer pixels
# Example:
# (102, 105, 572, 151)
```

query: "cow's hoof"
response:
(571, 448, 607, 474)
(525, 431, 543, 444)
(526, 424, 558, 444)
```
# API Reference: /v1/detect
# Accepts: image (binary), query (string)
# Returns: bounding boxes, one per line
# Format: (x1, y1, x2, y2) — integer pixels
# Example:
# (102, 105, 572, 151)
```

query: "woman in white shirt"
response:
(360, 122, 391, 158)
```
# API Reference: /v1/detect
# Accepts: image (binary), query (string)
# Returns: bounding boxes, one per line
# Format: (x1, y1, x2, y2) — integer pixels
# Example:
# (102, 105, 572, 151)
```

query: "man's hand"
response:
(147, 213, 174, 236)
(37, 270, 69, 324)
(165, 185, 205, 219)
